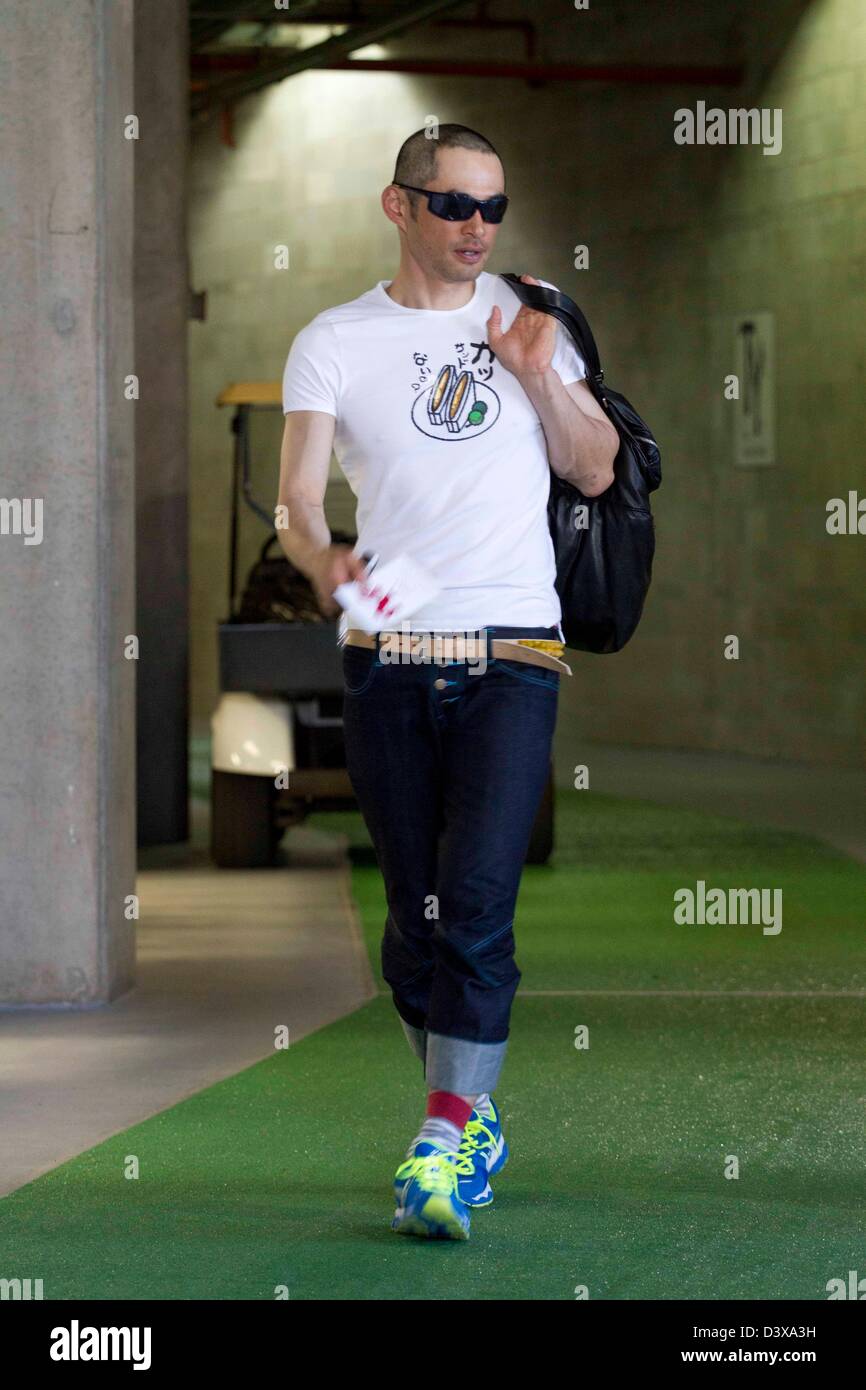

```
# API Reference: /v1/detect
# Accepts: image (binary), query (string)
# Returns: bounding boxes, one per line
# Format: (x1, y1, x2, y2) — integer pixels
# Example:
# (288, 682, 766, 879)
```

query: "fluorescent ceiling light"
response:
(350, 44, 388, 61)
(208, 23, 348, 51)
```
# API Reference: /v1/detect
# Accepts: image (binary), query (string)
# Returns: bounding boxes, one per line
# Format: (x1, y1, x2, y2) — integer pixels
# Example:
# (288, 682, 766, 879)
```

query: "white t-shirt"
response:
(281, 271, 585, 631)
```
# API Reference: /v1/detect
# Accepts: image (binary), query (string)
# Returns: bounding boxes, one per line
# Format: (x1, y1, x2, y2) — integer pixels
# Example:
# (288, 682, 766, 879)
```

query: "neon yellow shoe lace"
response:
(452, 1118, 496, 1177)
(395, 1151, 460, 1196)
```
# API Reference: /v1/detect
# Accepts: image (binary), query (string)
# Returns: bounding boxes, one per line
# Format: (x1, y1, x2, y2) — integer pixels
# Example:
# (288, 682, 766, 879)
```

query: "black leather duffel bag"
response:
(501, 273, 662, 654)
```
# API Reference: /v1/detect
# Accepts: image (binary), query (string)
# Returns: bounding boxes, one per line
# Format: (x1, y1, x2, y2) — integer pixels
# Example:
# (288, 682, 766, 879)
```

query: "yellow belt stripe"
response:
(514, 639, 566, 657)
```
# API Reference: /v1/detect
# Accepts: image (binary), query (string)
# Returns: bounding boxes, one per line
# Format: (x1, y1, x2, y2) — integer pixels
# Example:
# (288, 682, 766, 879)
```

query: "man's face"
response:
(397, 147, 506, 284)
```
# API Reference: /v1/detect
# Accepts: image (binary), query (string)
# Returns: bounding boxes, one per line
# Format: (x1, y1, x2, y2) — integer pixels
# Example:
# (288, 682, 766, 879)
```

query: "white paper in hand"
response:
(334, 555, 441, 634)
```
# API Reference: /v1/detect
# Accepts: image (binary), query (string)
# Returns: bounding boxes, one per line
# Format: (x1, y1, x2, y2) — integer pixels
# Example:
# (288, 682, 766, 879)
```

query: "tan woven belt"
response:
(343, 628, 572, 676)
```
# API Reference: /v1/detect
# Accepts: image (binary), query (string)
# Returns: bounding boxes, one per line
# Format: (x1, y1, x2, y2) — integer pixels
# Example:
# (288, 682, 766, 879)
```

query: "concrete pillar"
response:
(0, 0, 136, 1003)
(134, 0, 190, 846)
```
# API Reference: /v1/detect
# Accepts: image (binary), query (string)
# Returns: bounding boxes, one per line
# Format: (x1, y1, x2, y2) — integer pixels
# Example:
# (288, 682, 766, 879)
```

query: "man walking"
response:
(278, 124, 617, 1239)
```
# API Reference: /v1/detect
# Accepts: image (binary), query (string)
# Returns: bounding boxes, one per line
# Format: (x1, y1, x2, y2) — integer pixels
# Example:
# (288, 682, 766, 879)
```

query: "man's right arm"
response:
(276, 409, 366, 618)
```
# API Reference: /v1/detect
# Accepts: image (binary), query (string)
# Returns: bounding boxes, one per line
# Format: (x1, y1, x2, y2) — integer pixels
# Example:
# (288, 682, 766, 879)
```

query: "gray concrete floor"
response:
(1, 744, 862, 1199)
(0, 802, 376, 1198)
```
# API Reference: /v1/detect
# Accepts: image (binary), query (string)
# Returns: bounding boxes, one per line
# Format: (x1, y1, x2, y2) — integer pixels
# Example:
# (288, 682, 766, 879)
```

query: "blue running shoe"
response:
(392, 1142, 470, 1240)
(453, 1099, 509, 1207)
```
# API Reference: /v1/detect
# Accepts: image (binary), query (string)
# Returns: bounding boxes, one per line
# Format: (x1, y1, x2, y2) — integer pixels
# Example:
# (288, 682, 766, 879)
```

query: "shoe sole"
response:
(392, 1194, 470, 1241)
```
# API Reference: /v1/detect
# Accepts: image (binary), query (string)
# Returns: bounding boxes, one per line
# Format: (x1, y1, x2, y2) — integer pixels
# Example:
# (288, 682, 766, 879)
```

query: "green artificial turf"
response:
(329, 793, 866, 994)
(1, 793, 864, 1299)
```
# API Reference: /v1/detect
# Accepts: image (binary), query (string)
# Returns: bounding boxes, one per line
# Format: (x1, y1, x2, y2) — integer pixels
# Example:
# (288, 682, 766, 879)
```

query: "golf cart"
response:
(209, 381, 554, 868)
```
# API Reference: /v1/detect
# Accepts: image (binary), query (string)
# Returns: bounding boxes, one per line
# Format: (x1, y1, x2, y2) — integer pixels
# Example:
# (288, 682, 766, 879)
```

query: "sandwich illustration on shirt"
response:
(417, 361, 496, 440)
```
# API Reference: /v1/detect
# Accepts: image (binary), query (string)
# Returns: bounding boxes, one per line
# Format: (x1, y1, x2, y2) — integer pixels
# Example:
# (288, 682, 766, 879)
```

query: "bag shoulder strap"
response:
(499, 272, 603, 388)
(259, 531, 282, 563)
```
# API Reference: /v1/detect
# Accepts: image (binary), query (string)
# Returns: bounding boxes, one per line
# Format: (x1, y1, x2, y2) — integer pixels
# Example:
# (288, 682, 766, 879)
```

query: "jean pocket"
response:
(490, 658, 561, 691)
(342, 644, 380, 696)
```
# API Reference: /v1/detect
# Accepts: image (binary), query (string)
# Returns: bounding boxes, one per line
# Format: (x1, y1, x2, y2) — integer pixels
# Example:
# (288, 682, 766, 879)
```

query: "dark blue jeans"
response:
(341, 625, 561, 1095)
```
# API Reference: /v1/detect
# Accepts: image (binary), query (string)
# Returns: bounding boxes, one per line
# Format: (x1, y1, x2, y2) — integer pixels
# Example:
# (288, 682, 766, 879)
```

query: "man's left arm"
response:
(486, 274, 619, 497)
(520, 370, 619, 498)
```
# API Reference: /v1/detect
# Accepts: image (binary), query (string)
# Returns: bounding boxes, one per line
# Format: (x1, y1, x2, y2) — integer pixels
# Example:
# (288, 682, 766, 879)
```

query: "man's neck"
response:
(384, 265, 479, 311)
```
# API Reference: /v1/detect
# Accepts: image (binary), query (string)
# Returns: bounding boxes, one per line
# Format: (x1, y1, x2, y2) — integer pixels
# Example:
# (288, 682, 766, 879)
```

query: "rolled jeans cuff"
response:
(425, 1031, 507, 1094)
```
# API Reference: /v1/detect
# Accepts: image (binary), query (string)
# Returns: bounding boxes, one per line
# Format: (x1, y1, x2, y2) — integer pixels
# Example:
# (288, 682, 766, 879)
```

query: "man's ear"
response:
(381, 184, 407, 229)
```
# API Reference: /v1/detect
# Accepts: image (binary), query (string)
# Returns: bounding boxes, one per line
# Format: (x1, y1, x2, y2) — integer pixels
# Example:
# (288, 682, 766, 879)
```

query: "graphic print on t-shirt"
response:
(409, 337, 500, 441)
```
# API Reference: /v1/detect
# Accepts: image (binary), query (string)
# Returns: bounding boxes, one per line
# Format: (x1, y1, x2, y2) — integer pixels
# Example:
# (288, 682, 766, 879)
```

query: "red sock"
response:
(427, 1090, 473, 1132)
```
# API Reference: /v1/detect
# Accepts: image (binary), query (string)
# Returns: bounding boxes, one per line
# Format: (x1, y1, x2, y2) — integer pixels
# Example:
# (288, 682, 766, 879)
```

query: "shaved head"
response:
(393, 124, 503, 215)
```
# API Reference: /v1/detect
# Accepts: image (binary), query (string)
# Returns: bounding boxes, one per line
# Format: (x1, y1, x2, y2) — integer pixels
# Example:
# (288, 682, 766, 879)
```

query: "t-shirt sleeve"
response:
(536, 278, 587, 386)
(282, 316, 342, 416)
(551, 320, 587, 386)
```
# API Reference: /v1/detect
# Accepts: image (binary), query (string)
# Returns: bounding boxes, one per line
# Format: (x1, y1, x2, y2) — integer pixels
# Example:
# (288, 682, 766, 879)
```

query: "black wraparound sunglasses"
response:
(393, 182, 509, 224)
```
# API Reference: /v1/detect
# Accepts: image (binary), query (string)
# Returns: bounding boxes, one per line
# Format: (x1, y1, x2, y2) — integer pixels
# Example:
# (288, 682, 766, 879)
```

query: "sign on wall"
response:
(733, 311, 776, 467)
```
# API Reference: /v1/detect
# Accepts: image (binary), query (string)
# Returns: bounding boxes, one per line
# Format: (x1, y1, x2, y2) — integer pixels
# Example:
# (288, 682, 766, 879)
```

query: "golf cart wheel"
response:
(211, 769, 280, 868)
(525, 763, 554, 865)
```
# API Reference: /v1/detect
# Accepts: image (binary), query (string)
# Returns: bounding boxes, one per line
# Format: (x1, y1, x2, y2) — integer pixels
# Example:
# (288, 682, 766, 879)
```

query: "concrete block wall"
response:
(565, 0, 866, 768)
(707, 0, 866, 764)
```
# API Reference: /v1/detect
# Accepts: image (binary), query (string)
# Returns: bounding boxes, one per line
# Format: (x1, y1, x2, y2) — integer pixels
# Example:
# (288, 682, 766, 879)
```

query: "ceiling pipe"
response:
(192, 13, 538, 61)
(324, 58, 744, 84)
(191, 0, 469, 111)
(190, 0, 321, 51)
(191, 55, 744, 87)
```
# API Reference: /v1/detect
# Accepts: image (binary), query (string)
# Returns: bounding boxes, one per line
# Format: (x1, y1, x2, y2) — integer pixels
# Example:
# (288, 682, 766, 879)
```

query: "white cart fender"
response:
(211, 693, 294, 777)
